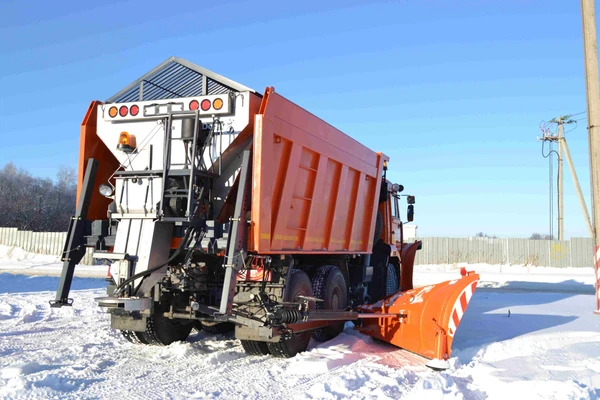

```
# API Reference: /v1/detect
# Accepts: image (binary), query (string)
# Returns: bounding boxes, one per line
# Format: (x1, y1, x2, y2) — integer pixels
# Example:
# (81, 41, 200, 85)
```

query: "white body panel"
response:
(95, 92, 253, 215)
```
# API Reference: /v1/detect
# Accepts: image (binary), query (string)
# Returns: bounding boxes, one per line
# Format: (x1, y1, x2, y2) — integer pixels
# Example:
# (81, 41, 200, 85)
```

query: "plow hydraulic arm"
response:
(273, 269, 479, 369)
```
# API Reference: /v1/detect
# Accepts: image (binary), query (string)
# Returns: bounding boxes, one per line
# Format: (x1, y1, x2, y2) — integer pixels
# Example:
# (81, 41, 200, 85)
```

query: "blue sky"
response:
(0, 0, 596, 238)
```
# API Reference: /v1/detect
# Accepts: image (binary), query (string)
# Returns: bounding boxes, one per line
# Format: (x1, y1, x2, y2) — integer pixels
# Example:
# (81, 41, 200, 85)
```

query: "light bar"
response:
(105, 95, 232, 121)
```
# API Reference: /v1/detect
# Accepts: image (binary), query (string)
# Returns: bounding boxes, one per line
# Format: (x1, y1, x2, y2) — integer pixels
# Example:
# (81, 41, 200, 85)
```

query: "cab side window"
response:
(393, 196, 400, 218)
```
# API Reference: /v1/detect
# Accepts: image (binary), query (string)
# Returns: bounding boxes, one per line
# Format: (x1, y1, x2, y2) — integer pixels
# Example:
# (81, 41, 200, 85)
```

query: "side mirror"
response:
(407, 204, 414, 222)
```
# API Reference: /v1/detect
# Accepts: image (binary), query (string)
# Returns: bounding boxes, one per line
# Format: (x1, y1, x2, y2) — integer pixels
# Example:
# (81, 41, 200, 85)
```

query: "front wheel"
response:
(386, 263, 399, 296)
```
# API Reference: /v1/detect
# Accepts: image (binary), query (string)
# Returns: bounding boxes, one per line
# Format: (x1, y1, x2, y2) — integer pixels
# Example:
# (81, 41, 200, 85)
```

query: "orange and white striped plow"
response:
(357, 269, 480, 370)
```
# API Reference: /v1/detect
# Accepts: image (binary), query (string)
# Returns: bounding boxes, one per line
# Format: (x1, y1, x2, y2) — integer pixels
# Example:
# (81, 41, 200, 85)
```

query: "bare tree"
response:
(475, 232, 497, 239)
(529, 233, 555, 240)
(0, 163, 77, 231)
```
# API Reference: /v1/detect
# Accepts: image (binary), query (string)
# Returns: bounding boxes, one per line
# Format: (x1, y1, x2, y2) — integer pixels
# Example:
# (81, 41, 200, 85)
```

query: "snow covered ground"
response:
(0, 249, 599, 399)
(415, 263, 596, 294)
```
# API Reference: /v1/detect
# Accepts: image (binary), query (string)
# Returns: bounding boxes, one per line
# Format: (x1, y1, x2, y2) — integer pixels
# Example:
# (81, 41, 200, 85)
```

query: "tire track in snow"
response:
(2, 286, 599, 399)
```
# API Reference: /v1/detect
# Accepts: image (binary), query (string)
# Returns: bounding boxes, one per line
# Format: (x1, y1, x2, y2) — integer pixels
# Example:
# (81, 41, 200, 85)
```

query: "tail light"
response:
(213, 98, 223, 110)
(119, 105, 128, 117)
(201, 99, 211, 111)
(129, 104, 139, 116)
(189, 100, 199, 110)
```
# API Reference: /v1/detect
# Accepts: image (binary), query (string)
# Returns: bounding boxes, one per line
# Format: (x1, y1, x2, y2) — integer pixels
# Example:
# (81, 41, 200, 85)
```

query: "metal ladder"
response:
(158, 112, 205, 223)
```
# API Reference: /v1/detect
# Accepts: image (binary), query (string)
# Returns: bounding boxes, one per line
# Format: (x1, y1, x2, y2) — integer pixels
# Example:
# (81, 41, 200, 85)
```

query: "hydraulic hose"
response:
(113, 227, 193, 296)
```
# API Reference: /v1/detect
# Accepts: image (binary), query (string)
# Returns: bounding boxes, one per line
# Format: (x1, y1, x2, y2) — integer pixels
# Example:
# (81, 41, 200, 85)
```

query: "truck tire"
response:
(193, 320, 203, 333)
(267, 269, 313, 358)
(386, 263, 399, 296)
(311, 265, 348, 342)
(199, 321, 235, 334)
(241, 340, 270, 356)
(120, 330, 148, 344)
(139, 307, 194, 346)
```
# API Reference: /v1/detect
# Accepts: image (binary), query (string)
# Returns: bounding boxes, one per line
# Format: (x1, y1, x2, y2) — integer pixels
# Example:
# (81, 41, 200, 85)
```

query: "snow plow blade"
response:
(357, 270, 480, 369)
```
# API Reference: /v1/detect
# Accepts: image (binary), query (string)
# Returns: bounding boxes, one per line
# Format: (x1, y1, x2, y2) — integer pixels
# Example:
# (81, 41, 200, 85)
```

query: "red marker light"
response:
(129, 104, 139, 116)
(189, 100, 199, 110)
(201, 99, 211, 111)
(119, 105, 128, 117)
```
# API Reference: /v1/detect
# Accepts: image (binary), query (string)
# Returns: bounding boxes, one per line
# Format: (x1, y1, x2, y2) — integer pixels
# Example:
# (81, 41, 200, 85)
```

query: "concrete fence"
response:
(413, 236, 594, 268)
(0, 227, 94, 265)
(0, 227, 594, 268)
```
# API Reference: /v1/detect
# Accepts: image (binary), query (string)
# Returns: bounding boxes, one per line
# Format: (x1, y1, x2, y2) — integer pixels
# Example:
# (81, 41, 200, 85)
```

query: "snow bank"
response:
(415, 263, 595, 294)
(0, 244, 60, 264)
(0, 245, 106, 278)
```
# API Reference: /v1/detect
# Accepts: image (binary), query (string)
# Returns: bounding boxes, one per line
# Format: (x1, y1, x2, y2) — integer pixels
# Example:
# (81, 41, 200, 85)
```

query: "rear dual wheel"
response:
(240, 340, 270, 355)
(267, 269, 314, 358)
(119, 306, 193, 346)
(240, 266, 349, 358)
(120, 330, 148, 344)
(311, 265, 348, 342)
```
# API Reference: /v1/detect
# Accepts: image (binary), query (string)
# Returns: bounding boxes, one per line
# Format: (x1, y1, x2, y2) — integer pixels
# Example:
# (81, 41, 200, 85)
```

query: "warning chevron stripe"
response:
(448, 280, 478, 337)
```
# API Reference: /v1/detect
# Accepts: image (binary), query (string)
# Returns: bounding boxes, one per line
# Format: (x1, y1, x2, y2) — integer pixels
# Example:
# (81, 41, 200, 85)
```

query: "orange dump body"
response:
(250, 88, 388, 254)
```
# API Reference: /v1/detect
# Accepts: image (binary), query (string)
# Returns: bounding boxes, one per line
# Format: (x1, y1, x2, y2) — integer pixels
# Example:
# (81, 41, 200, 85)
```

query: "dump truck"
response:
(51, 57, 479, 369)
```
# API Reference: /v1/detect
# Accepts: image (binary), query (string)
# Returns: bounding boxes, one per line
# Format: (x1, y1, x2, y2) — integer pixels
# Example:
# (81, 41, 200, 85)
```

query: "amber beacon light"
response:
(117, 131, 136, 153)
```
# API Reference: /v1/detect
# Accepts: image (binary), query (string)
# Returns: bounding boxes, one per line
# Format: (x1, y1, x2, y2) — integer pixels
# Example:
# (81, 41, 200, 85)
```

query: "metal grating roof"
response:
(106, 56, 257, 103)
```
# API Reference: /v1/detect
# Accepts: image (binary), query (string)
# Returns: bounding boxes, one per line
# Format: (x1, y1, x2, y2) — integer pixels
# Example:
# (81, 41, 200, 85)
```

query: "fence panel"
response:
(0, 228, 595, 268)
(0, 228, 90, 265)
(571, 237, 594, 268)
(411, 236, 593, 267)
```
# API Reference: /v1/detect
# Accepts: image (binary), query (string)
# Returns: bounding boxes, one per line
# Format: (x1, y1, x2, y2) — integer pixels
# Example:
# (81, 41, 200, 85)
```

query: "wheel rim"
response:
(331, 286, 341, 309)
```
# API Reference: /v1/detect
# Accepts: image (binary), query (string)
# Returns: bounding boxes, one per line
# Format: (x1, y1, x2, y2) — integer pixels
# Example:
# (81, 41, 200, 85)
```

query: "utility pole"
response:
(580, 0, 600, 314)
(562, 137, 595, 237)
(558, 118, 564, 240)
(538, 118, 594, 238)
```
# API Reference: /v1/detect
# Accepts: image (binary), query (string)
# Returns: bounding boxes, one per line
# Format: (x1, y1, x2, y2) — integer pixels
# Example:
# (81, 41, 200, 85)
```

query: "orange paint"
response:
(77, 101, 120, 221)
(359, 272, 480, 361)
(250, 88, 388, 254)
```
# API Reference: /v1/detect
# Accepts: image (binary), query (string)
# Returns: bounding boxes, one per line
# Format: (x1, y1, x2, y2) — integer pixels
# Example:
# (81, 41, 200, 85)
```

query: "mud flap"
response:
(357, 269, 480, 368)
